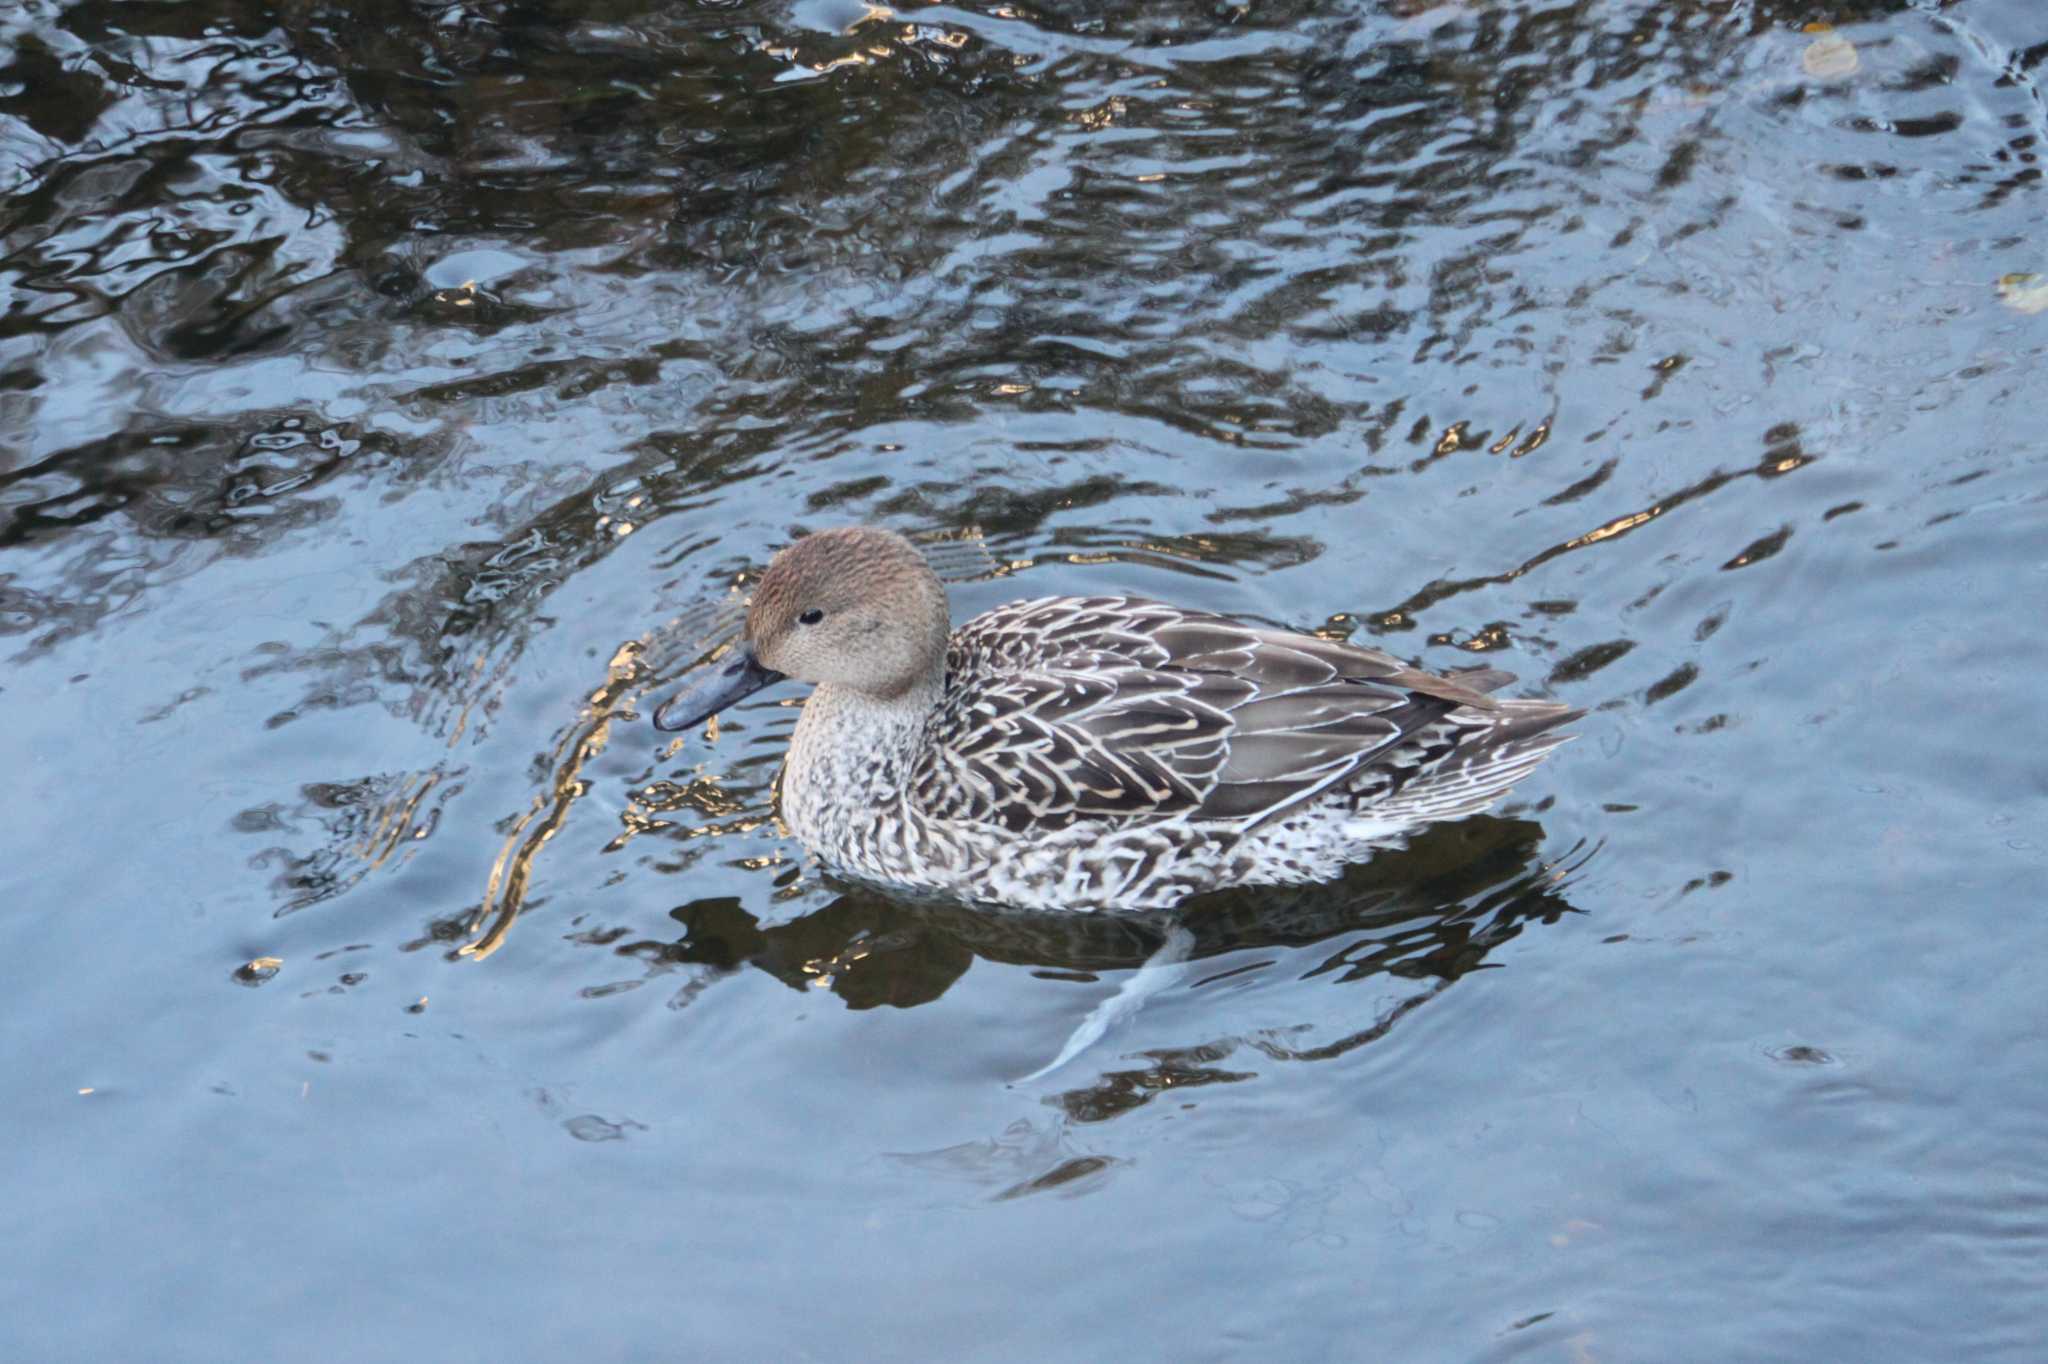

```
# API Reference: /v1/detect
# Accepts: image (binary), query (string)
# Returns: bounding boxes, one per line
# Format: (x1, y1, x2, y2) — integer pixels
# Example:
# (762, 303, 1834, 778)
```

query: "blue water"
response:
(4, 0, 2044, 1357)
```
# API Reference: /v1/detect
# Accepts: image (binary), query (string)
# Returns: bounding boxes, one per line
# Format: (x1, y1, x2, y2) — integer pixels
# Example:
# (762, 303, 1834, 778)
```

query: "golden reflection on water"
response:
(459, 582, 777, 957)
(460, 638, 783, 959)
(1569, 507, 1660, 549)
(461, 640, 650, 961)
(356, 769, 444, 871)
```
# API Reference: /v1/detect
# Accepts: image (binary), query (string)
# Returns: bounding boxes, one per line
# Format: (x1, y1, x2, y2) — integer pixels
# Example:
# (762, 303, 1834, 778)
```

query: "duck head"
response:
(652, 526, 951, 731)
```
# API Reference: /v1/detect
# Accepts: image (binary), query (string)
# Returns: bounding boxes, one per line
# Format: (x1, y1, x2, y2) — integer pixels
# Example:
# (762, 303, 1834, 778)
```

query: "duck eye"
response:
(797, 608, 825, 626)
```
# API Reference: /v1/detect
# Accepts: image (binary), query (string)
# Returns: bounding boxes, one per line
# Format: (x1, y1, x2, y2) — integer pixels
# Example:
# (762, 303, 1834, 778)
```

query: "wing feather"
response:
(915, 596, 1533, 831)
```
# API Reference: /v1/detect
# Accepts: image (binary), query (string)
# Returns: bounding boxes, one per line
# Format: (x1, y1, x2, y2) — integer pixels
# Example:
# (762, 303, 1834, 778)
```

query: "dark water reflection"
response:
(6, 0, 2048, 1358)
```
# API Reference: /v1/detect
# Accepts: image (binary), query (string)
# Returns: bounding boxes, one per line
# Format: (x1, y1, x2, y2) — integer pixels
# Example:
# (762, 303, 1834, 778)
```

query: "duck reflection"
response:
(656, 813, 1583, 1020)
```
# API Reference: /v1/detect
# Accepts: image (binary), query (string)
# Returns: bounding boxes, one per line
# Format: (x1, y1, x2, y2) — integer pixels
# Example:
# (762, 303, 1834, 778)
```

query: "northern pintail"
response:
(655, 527, 1580, 912)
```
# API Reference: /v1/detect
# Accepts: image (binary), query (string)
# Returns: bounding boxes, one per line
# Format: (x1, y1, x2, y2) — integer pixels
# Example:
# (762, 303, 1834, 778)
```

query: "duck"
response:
(653, 526, 1580, 912)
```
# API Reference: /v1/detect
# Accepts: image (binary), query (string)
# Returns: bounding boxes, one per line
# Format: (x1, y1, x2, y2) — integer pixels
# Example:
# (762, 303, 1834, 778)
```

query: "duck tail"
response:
(1372, 699, 1583, 825)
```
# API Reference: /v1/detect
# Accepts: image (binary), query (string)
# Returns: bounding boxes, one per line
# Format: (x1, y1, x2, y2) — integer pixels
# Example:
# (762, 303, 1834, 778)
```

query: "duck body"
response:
(656, 529, 1581, 913)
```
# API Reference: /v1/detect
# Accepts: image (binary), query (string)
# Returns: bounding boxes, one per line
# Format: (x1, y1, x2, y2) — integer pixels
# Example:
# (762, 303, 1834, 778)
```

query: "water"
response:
(4, 0, 2045, 1357)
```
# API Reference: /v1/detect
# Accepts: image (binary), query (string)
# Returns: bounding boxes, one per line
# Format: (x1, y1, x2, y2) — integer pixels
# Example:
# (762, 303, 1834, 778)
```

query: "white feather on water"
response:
(1013, 923, 1196, 1084)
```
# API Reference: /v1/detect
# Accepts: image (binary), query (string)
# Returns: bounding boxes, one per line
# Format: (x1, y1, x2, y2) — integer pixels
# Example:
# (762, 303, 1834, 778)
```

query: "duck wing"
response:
(914, 596, 1519, 832)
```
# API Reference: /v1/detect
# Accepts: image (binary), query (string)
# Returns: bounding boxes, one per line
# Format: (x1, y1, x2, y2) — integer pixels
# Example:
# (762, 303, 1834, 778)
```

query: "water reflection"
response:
(238, 765, 460, 915)
(5, 0, 1953, 742)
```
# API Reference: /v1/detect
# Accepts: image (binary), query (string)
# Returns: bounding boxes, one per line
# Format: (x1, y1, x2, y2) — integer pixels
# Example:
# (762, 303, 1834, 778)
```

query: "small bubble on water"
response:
(564, 1114, 642, 1142)
(1769, 1045, 1835, 1065)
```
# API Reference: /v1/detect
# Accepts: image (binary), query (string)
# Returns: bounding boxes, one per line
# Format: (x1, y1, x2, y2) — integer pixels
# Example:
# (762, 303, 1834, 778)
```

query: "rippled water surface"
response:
(5, 0, 2045, 1356)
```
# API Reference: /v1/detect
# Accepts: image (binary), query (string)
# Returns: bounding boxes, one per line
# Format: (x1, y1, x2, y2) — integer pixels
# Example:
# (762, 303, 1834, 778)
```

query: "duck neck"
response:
(781, 668, 944, 840)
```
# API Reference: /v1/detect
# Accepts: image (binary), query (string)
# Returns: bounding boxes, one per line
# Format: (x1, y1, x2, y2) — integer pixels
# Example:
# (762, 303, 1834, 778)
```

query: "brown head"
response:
(652, 527, 951, 731)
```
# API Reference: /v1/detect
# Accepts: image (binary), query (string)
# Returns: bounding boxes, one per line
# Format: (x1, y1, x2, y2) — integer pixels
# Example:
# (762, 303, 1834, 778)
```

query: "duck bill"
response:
(651, 649, 786, 732)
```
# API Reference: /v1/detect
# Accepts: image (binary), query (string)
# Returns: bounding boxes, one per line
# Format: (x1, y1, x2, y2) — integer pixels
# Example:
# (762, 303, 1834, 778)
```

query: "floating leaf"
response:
(1996, 273, 2048, 315)
(233, 956, 283, 986)
(1801, 26, 1859, 81)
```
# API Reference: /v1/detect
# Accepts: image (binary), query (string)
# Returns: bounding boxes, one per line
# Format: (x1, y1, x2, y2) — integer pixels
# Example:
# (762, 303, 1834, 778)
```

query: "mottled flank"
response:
(683, 528, 1580, 911)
